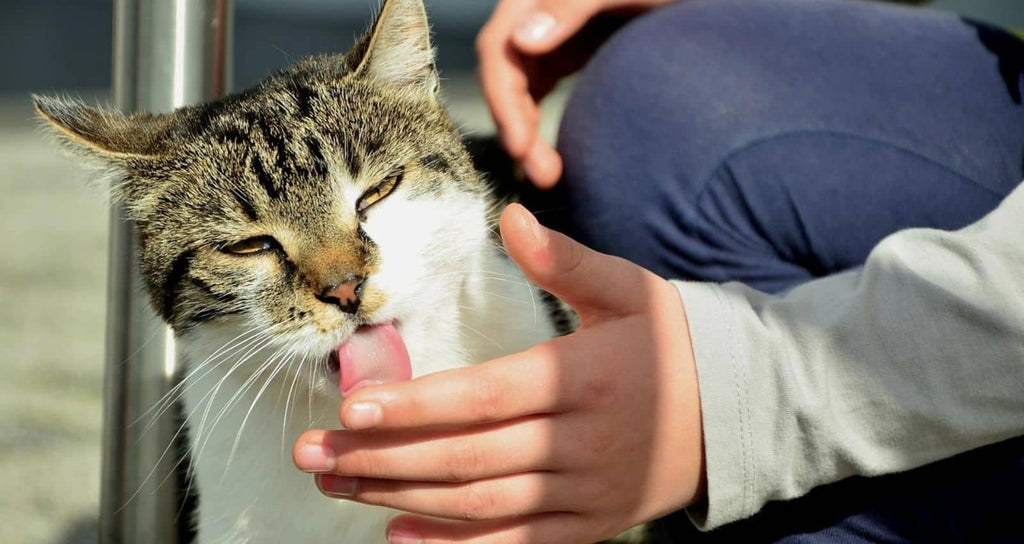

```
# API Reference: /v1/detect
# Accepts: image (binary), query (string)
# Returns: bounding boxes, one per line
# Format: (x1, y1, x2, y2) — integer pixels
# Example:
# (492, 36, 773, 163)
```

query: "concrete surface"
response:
(0, 97, 108, 544)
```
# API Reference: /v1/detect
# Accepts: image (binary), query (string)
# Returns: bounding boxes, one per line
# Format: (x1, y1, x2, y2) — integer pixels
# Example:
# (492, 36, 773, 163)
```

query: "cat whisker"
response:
(457, 320, 505, 351)
(136, 327, 267, 435)
(188, 344, 284, 485)
(114, 332, 270, 517)
(221, 349, 298, 481)
(192, 343, 287, 470)
(188, 333, 277, 446)
(281, 351, 311, 461)
(188, 338, 281, 472)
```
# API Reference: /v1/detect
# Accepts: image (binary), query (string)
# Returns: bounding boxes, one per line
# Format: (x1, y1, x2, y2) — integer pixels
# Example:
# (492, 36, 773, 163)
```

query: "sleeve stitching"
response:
(718, 285, 754, 517)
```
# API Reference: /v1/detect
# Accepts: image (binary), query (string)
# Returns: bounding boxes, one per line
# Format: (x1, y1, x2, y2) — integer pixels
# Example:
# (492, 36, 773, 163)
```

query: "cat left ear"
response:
(33, 95, 171, 160)
(353, 0, 440, 97)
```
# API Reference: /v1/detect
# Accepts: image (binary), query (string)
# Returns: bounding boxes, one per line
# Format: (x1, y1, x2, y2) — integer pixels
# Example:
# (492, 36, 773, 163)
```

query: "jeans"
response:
(528, 0, 1024, 541)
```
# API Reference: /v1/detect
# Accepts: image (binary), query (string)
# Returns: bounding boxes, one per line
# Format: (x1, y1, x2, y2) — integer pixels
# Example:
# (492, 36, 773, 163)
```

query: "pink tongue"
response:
(336, 323, 411, 397)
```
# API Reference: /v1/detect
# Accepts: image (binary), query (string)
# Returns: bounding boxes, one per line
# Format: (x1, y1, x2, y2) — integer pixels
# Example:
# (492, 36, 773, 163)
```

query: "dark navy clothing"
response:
(528, 0, 1024, 541)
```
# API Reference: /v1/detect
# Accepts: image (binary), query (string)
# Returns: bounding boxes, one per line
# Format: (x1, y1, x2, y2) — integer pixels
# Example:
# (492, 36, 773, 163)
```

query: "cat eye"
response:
(221, 236, 280, 256)
(356, 171, 403, 218)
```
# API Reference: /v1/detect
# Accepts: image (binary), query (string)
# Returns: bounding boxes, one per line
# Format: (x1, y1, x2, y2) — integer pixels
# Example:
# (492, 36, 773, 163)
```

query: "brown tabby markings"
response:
(35, 30, 484, 338)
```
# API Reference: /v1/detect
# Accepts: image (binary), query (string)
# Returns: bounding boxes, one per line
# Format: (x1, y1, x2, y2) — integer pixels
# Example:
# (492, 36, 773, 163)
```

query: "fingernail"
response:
(295, 441, 335, 473)
(387, 528, 423, 544)
(515, 12, 556, 44)
(518, 205, 549, 247)
(345, 401, 382, 430)
(318, 474, 359, 498)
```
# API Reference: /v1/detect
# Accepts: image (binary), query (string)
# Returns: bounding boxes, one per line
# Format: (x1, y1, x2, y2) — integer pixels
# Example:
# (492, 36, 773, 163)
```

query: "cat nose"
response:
(317, 275, 365, 314)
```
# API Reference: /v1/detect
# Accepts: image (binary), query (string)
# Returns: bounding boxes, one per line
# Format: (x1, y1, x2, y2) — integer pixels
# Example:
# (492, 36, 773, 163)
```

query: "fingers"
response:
(315, 471, 582, 522)
(499, 204, 656, 320)
(477, 0, 567, 188)
(477, 2, 540, 161)
(511, 0, 602, 56)
(296, 416, 561, 483)
(386, 512, 612, 544)
(337, 344, 567, 431)
(521, 137, 562, 190)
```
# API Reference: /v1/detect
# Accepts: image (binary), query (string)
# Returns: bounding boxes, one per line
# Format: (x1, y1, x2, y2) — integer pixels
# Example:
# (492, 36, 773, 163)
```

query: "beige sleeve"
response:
(672, 182, 1024, 530)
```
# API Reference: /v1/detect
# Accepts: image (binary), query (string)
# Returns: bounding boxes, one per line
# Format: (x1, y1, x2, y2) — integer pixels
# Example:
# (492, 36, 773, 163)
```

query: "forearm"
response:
(675, 182, 1024, 530)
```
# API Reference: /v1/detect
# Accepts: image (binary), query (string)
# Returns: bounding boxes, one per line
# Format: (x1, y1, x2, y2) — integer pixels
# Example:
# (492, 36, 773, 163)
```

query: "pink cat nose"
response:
(318, 275, 365, 314)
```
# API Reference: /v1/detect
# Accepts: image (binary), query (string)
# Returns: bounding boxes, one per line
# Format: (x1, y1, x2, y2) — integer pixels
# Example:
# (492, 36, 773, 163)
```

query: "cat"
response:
(34, 0, 568, 541)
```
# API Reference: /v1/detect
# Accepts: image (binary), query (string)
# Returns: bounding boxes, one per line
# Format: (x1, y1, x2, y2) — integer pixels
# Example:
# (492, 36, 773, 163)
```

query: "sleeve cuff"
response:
(670, 280, 758, 531)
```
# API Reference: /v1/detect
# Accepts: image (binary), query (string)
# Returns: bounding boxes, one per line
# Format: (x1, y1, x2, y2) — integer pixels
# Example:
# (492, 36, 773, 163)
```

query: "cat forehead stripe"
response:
(232, 189, 261, 221)
(340, 138, 362, 178)
(287, 80, 319, 118)
(250, 152, 281, 201)
(237, 113, 334, 201)
(162, 248, 197, 320)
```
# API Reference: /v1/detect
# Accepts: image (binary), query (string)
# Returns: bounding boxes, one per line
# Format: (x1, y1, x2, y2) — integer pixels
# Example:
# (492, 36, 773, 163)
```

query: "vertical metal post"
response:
(100, 2, 232, 542)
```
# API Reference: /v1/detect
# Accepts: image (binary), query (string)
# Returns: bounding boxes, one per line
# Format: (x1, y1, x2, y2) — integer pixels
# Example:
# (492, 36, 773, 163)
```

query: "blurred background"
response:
(1, 1, 1022, 543)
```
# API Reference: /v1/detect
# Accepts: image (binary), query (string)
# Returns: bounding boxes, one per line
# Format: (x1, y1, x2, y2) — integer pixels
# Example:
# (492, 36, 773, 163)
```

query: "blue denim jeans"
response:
(527, 0, 1024, 541)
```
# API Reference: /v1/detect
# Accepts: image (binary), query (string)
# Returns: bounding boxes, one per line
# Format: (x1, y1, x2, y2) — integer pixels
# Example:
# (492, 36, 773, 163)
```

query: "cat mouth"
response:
(326, 321, 412, 396)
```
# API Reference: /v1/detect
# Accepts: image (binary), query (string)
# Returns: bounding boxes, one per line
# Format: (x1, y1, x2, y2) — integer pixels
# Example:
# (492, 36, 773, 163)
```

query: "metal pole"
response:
(100, 2, 232, 542)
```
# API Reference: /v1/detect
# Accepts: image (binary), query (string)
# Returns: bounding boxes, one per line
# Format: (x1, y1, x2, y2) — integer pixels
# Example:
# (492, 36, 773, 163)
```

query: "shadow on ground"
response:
(52, 517, 97, 544)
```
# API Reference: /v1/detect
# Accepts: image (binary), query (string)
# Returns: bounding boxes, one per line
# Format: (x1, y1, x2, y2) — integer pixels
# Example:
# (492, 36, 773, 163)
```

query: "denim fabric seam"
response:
(682, 128, 1006, 238)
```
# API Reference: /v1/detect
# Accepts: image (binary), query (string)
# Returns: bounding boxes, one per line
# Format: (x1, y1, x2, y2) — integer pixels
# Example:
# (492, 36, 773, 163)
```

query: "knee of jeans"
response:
(553, 3, 755, 258)
(556, 0, 787, 217)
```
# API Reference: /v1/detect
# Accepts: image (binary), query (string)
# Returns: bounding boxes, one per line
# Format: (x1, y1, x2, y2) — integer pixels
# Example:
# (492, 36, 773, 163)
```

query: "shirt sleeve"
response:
(672, 181, 1024, 531)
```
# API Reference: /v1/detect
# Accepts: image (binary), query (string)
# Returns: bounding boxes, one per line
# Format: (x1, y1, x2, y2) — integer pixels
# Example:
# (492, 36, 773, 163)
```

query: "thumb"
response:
(512, 0, 601, 55)
(500, 203, 653, 320)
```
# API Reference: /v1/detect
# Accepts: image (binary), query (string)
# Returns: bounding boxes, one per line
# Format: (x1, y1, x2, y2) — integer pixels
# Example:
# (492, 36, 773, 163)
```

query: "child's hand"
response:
(294, 204, 705, 544)
(477, 0, 675, 188)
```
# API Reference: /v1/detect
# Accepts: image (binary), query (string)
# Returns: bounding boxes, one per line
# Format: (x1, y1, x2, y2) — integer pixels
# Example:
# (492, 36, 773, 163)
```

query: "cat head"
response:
(35, 0, 493, 366)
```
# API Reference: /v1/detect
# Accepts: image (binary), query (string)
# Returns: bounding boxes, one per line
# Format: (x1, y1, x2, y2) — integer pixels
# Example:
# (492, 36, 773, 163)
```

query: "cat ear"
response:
(34, 95, 175, 206)
(33, 95, 171, 160)
(352, 0, 439, 96)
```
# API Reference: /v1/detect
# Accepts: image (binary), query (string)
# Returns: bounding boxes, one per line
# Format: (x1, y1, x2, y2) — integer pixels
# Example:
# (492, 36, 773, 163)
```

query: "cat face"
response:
(36, 0, 492, 372)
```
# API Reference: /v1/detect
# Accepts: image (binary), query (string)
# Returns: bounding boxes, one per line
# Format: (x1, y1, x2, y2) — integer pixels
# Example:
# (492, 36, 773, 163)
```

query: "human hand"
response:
(294, 204, 706, 544)
(477, 0, 676, 188)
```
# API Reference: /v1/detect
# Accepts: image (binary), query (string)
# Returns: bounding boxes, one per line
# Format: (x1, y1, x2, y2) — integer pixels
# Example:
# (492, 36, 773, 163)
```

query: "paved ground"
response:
(0, 92, 109, 544)
(0, 74, 567, 544)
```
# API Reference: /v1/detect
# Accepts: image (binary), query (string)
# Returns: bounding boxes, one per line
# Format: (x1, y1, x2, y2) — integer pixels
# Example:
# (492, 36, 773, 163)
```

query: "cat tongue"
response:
(337, 323, 411, 397)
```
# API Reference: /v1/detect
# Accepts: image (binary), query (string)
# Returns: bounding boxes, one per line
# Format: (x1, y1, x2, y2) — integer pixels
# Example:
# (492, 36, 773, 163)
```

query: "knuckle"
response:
(469, 377, 504, 422)
(563, 241, 587, 276)
(375, 482, 405, 509)
(444, 441, 483, 482)
(457, 486, 498, 521)
(475, 27, 496, 56)
(346, 450, 382, 479)
(576, 372, 614, 407)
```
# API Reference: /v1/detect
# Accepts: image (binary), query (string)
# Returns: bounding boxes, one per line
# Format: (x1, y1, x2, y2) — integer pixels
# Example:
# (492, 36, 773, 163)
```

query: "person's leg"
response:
(544, 0, 1024, 292)
(534, 0, 1024, 541)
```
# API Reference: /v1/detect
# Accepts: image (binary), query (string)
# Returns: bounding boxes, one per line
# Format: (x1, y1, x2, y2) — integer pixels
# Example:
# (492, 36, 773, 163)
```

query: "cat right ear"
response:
(33, 95, 170, 161)
(352, 0, 440, 97)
